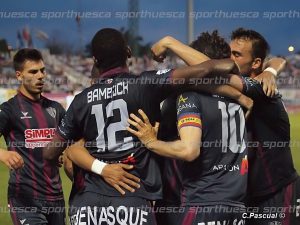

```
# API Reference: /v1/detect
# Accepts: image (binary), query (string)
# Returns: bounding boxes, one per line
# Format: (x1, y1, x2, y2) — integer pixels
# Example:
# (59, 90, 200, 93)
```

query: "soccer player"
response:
(42, 28, 248, 225)
(127, 31, 248, 225)
(0, 48, 66, 225)
(229, 28, 299, 225)
(152, 28, 299, 225)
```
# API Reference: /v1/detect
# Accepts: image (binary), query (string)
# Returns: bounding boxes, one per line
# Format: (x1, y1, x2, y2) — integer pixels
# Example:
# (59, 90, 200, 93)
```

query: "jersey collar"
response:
(99, 67, 129, 78)
(18, 91, 43, 103)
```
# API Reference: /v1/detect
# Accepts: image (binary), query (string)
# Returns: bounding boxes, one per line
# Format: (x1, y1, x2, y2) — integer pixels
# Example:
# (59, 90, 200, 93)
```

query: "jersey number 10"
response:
(218, 101, 246, 153)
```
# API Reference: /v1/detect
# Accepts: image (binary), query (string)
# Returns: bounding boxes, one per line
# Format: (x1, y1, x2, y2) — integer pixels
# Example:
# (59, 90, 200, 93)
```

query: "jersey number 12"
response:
(92, 99, 134, 152)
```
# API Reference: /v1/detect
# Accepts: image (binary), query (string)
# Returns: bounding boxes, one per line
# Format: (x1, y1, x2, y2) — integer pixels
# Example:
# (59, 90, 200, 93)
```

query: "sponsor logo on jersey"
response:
(121, 153, 136, 164)
(46, 107, 56, 118)
(213, 164, 240, 172)
(21, 111, 32, 119)
(177, 113, 201, 129)
(240, 155, 248, 176)
(156, 68, 171, 75)
(24, 128, 56, 149)
(178, 94, 188, 104)
(177, 103, 197, 114)
(19, 219, 29, 225)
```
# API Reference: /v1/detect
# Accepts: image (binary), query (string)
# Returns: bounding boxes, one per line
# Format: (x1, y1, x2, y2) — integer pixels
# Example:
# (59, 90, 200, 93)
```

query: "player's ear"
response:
(93, 56, 100, 67)
(16, 71, 22, 82)
(126, 46, 132, 59)
(251, 57, 262, 70)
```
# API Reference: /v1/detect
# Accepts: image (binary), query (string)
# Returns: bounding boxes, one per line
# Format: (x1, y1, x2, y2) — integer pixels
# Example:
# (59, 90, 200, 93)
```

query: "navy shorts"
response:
(69, 191, 157, 225)
(8, 197, 66, 225)
(246, 176, 300, 225)
(155, 201, 245, 225)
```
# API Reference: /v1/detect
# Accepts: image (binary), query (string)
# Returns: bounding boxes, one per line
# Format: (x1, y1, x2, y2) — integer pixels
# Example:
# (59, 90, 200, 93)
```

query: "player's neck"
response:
(19, 86, 41, 101)
(99, 66, 129, 78)
(250, 67, 263, 78)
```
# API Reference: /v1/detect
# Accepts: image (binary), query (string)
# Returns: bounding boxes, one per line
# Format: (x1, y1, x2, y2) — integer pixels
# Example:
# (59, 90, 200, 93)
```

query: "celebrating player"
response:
(127, 31, 248, 225)
(42, 28, 250, 225)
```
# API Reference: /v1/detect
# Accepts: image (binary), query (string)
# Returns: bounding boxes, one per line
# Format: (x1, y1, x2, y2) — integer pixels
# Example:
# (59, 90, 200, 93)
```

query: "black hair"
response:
(231, 28, 270, 61)
(91, 28, 128, 72)
(13, 48, 43, 71)
(190, 30, 231, 59)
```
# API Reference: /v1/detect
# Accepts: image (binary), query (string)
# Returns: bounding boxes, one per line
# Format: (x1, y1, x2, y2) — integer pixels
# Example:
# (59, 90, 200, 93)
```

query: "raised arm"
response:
(152, 36, 209, 65)
(255, 57, 287, 97)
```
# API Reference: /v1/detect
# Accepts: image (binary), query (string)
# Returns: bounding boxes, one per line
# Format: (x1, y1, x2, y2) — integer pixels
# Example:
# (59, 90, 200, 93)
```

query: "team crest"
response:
(106, 79, 113, 84)
(46, 107, 56, 118)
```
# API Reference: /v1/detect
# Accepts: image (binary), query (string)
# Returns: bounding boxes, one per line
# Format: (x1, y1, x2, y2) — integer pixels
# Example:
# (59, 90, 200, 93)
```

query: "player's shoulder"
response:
(242, 76, 260, 87)
(175, 92, 202, 112)
(176, 91, 200, 103)
(0, 95, 17, 111)
(41, 96, 64, 110)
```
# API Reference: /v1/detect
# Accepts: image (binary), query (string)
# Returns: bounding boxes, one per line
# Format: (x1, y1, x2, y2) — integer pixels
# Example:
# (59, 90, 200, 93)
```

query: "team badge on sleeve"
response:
(178, 94, 188, 104)
(177, 113, 202, 130)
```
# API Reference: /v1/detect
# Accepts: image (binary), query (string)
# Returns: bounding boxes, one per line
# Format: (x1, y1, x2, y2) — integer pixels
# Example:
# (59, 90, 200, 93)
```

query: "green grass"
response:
(0, 113, 299, 224)
(290, 113, 300, 171)
(0, 155, 72, 224)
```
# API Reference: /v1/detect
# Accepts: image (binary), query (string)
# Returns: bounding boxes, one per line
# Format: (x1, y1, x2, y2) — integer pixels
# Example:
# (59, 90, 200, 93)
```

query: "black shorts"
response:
(246, 176, 300, 225)
(69, 191, 157, 225)
(8, 197, 66, 225)
(155, 201, 245, 225)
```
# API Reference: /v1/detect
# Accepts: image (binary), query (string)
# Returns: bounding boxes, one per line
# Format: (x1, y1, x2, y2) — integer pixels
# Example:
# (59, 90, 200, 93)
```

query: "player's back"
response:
(61, 70, 174, 200)
(177, 92, 248, 206)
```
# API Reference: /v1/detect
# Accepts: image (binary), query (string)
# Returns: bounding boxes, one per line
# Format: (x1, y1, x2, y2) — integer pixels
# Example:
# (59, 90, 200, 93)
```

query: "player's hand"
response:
(126, 109, 159, 147)
(56, 154, 64, 168)
(101, 163, 140, 195)
(151, 38, 168, 62)
(237, 94, 253, 120)
(254, 71, 277, 97)
(0, 151, 24, 170)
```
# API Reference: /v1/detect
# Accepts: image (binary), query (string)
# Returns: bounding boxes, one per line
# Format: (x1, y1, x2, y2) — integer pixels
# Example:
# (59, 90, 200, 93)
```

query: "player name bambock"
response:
(87, 81, 129, 103)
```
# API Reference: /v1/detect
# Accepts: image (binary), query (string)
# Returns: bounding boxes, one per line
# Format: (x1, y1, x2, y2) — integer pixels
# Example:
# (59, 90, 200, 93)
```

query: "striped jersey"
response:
(0, 92, 65, 200)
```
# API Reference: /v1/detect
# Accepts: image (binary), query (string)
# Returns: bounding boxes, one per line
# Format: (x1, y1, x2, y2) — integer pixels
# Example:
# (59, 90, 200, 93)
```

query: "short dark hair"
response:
(231, 28, 270, 61)
(91, 28, 128, 71)
(190, 30, 231, 59)
(13, 48, 43, 71)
